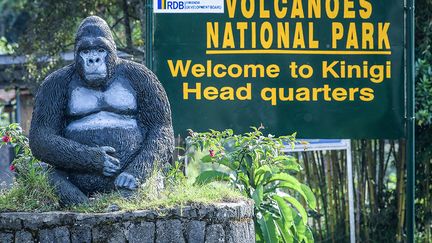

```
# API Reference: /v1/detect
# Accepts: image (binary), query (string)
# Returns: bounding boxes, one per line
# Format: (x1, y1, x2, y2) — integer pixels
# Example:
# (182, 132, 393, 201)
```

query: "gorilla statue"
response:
(29, 16, 174, 206)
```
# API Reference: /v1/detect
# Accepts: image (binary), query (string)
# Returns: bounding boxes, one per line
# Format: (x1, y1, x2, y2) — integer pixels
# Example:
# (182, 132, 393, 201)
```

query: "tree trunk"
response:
(122, 0, 133, 48)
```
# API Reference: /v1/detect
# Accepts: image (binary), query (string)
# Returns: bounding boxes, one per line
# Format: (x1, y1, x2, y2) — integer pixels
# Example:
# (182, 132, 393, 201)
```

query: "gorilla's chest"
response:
(65, 77, 143, 163)
(68, 77, 137, 116)
(66, 77, 138, 132)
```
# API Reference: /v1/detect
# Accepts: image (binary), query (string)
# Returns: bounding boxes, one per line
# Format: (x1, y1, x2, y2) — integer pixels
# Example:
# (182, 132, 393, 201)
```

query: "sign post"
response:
(406, 0, 415, 242)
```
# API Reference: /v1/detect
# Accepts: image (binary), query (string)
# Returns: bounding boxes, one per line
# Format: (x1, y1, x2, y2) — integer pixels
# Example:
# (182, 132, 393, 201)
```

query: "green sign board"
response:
(154, 0, 405, 138)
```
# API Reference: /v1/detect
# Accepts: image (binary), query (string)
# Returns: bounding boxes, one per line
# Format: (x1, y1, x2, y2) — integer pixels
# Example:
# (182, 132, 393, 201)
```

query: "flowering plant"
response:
(0, 123, 58, 210)
(0, 123, 38, 173)
(187, 127, 316, 243)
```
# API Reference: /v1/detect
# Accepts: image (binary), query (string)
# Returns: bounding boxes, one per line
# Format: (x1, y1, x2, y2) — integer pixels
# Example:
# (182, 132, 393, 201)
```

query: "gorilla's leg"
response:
(46, 167, 89, 206)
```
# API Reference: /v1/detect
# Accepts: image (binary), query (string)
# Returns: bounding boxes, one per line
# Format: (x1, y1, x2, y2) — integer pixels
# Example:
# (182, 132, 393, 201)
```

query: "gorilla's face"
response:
(74, 16, 117, 88)
(79, 47, 108, 87)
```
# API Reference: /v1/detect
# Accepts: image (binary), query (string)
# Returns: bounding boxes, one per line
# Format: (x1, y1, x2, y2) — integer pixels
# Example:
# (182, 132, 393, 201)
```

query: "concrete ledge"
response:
(0, 201, 255, 242)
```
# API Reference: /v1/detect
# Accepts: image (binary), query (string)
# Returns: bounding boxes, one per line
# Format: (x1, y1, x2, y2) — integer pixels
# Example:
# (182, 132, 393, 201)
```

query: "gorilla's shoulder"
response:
(117, 59, 156, 80)
(117, 58, 148, 69)
(35, 64, 75, 100)
(42, 64, 75, 86)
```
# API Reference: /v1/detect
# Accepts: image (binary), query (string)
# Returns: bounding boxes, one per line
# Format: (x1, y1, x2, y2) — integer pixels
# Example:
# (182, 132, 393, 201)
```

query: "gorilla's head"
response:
(74, 16, 117, 88)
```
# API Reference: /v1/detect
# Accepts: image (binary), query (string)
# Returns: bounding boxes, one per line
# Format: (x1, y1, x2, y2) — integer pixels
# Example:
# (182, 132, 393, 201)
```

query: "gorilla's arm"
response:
(29, 66, 107, 173)
(121, 62, 174, 183)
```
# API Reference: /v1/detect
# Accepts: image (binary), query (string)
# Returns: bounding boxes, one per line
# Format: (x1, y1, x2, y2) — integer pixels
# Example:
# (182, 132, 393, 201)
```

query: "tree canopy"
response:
(0, 0, 146, 87)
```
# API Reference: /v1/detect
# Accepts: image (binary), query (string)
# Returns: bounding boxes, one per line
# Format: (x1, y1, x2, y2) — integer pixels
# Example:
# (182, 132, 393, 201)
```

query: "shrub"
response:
(187, 127, 316, 243)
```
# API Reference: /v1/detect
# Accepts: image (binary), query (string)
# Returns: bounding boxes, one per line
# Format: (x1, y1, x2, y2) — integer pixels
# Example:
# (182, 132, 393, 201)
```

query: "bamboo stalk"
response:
(308, 152, 324, 241)
(331, 151, 340, 227)
(325, 152, 336, 243)
(366, 140, 377, 215)
(317, 151, 330, 236)
(361, 140, 370, 242)
(396, 139, 406, 242)
(377, 140, 385, 208)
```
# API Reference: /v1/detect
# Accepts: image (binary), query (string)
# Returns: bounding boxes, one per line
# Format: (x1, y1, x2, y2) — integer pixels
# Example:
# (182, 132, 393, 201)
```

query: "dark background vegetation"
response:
(0, 0, 430, 242)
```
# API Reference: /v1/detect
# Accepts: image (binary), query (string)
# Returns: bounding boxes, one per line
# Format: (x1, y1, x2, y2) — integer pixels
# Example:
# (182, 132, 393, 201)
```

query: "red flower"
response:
(209, 149, 215, 157)
(9, 164, 15, 172)
(2, 135, 11, 143)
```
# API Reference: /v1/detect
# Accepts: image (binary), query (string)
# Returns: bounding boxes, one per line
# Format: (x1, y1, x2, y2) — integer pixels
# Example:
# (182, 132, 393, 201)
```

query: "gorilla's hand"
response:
(100, 146, 120, 177)
(115, 172, 138, 190)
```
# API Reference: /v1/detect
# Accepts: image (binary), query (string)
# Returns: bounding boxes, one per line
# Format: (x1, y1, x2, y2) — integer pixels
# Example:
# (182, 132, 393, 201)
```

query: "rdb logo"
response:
(166, 1, 184, 9)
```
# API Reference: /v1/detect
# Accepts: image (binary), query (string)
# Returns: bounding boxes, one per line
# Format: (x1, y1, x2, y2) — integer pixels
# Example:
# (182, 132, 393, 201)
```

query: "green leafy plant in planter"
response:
(187, 127, 316, 243)
(0, 123, 59, 211)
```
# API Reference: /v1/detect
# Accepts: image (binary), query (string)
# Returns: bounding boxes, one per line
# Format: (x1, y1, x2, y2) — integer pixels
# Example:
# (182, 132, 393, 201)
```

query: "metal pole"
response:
(15, 88, 21, 124)
(145, 0, 154, 70)
(406, 0, 415, 242)
(345, 140, 355, 243)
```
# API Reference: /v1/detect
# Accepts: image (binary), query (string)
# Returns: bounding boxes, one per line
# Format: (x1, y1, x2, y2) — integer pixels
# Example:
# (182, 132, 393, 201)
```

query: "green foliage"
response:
(0, 124, 245, 213)
(69, 179, 245, 213)
(0, 36, 17, 54)
(416, 58, 432, 125)
(416, 0, 432, 126)
(0, 123, 59, 211)
(415, 1, 432, 240)
(68, 156, 244, 212)
(2, 0, 146, 89)
(187, 127, 316, 243)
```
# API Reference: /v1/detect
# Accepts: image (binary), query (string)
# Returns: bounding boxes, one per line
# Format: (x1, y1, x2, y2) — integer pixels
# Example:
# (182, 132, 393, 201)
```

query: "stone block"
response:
(38, 226, 70, 243)
(14, 230, 33, 243)
(185, 221, 206, 243)
(125, 221, 155, 243)
(0, 232, 13, 243)
(92, 223, 126, 243)
(70, 225, 91, 243)
(0, 215, 22, 230)
(205, 224, 225, 243)
(156, 220, 185, 243)
(226, 220, 255, 243)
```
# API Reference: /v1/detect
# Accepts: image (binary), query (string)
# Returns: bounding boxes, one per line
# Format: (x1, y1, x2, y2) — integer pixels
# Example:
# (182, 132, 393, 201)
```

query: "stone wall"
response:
(0, 201, 255, 243)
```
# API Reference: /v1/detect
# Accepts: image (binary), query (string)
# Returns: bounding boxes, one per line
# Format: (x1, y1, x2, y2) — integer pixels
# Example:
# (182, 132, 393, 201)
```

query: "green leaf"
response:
(272, 195, 294, 243)
(201, 155, 213, 163)
(265, 173, 301, 186)
(304, 227, 314, 243)
(300, 184, 317, 210)
(201, 155, 239, 171)
(194, 171, 230, 185)
(257, 211, 280, 243)
(275, 219, 294, 243)
(244, 153, 253, 169)
(274, 156, 301, 172)
(254, 165, 272, 185)
(283, 195, 308, 225)
(218, 157, 239, 170)
(252, 184, 264, 206)
(255, 221, 264, 243)
(237, 173, 251, 190)
(278, 182, 316, 210)
(293, 214, 306, 242)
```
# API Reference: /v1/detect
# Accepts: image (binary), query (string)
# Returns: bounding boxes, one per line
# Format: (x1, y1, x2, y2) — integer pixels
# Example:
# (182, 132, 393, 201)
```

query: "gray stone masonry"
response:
(0, 201, 255, 243)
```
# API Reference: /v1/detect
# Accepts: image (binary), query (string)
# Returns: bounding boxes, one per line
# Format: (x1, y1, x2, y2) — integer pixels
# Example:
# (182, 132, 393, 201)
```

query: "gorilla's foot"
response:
(48, 169, 89, 206)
